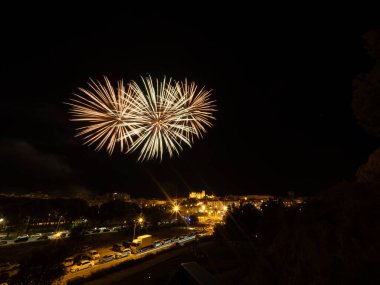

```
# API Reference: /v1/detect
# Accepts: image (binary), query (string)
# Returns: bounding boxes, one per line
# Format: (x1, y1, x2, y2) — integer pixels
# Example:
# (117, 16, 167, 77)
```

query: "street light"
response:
(55, 215, 63, 235)
(173, 205, 180, 223)
(0, 218, 4, 231)
(132, 217, 144, 241)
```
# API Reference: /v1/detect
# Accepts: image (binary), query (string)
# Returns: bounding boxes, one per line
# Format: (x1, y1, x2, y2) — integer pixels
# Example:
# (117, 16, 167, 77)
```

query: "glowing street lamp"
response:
(172, 204, 180, 222)
(55, 215, 63, 234)
(0, 218, 4, 231)
(133, 217, 144, 241)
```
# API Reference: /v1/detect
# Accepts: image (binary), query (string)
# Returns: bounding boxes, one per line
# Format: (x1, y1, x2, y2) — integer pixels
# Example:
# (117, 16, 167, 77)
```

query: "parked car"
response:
(100, 254, 115, 263)
(73, 254, 91, 264)
(172, 236, 180, 243)
(183, 234, 191, 240)
(70, 260, 94, 273)
(115, 248, 131, 259)
(154, 240, 163, 248)
(0, 240, 7, 245)
(77, 245, 91, 252)
(87, 250, 100, 261)
(163, 238, 172, 244)
(36, 235, 48, 241)
(113, 243, 126, 252)
(30, 233, 43, 239)
(122, 241, 131, 248)
(14, 235, 29, 243)
(112, 226, 122, 231)
(63, 257, 74, 267)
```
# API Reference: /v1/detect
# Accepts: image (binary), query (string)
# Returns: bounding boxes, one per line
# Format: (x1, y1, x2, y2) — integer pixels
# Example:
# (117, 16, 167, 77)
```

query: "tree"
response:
(353, 28, 380, 183)
(216, 203, 262, 241)
(99, 200, 140, 225)
(356, 147, 380, 183)
(189, 214, 199, 225)
(353, 29, 380, 136)
(246, 182, 380, 285)
(11, 243, 68, 284)
(142, 206, 171, 228)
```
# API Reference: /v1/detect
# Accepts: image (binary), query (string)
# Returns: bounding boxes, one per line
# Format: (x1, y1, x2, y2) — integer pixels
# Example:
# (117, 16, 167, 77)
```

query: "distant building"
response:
(87, 192, 131, 206)
(131, 198, 171, 208)
(189, 190, 206, 199)
(244, 194, 274, 201)
(111, 192, 131, 202)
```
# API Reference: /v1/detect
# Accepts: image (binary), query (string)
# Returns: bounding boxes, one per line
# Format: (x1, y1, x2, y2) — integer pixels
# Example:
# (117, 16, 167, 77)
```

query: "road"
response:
(0, 226, 202, 264)
(0, 229, 118, 247)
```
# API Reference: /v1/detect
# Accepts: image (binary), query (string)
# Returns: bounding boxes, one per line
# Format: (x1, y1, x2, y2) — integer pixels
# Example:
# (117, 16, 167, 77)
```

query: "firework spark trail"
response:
(67, 77, 141, 154)
(68, 75, 216, 161)
(174, 79, 216, 141)
(126, 75, 194, 161)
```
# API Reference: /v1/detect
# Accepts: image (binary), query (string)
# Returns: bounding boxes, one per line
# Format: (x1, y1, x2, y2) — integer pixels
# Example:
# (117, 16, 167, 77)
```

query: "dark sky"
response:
(1, 5, 379, 198)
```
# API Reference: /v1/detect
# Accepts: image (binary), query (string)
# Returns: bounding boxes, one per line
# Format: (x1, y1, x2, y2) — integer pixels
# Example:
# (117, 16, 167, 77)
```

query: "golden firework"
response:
(68, 75, 216, 161)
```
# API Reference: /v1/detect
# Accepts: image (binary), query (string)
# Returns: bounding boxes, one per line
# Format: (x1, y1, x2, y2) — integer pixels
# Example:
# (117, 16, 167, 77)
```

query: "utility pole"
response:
(56, 216, 63, 233)
(25, 216, 31, 234)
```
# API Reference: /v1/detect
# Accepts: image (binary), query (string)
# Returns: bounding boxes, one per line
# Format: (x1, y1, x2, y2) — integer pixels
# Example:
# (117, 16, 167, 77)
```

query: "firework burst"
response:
(68, 75, 216, 161)
(67, 77, 141, 154)
(174, 79, 216, 142)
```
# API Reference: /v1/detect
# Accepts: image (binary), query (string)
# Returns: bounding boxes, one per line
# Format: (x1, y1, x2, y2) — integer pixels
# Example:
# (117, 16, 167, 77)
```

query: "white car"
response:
(87, 250, 100, 261)
(70, 260, 94, 273)
(63, 257, 74, 267)
(14, 235, 29, 242)
(30, 233, 42, 239)
(100, 254, 115, 263)
(115, 248, 131, 259)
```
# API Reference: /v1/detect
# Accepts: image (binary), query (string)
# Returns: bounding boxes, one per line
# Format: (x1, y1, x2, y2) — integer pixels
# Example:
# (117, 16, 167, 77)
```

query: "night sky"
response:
(1, 6, 379, 198)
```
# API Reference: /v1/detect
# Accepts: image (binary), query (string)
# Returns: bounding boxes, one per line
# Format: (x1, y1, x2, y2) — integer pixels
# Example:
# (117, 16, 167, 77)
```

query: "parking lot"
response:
(61, 232, 204, 283)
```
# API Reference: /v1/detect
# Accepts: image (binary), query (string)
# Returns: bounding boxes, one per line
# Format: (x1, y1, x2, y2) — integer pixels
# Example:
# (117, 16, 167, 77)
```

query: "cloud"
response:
(0, 139, 89, 195)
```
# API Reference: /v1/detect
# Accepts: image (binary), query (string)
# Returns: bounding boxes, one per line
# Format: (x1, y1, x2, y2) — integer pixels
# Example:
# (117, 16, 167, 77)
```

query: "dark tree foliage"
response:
(85, 205, 100, 225)
(189, 214, 199, 225)
(353, 29, 380, 183)
(69, 224, 86, 240)
(356, 148, 380, 183)
(215, 183, 380, 285)
(142, 206, 171, 228)
(257, 199, 286, 245)
(215, 203, 262, 241)
(353, 28, 380, 137)
(10, 243, 68, 285)
(98, 200, 140, 225)
(0, 197, 89, 231)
